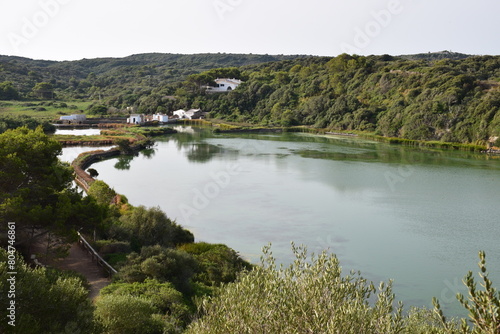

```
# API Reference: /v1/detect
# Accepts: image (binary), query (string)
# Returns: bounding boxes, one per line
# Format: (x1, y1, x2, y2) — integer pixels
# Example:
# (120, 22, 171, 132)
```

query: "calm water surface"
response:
(62, 127, 500, 317)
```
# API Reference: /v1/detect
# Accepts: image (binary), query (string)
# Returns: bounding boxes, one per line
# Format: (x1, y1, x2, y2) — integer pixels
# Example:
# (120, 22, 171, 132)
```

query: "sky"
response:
(0, 0, 499, 61)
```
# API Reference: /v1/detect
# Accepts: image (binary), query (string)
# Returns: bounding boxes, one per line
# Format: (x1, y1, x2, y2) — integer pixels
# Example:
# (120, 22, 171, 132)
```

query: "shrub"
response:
(87, 104, 108, 115)
(186, 243, 410, 334)
(119, 206, 194, 251)
(117, 245, 199, 294)
(0, 250, 96, 334)
(95, 294, 164, 334)
(100, 279, 190, 326)
(179, 242, 252, 287)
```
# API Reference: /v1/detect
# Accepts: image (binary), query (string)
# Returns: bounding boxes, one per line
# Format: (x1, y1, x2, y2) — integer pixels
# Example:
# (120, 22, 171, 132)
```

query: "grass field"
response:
(0, 100, 92, 121)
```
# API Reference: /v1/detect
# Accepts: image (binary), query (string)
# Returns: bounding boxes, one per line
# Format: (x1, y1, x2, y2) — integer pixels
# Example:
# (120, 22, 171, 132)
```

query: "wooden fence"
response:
(76, 231, 117, 277)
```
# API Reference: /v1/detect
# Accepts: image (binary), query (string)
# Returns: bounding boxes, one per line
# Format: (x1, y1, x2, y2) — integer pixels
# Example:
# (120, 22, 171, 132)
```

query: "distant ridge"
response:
(398, 50, 472, 61)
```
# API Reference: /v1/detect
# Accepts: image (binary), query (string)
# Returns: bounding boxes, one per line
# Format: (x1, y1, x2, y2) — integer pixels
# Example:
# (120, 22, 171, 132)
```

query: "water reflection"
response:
(141, 148, 156, 159)
(154, 130, 240, 164)
(114, 155, 134, 170)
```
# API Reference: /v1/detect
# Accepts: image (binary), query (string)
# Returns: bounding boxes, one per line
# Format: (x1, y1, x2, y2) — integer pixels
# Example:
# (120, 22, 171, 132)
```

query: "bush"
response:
(88, 180, 117, 206)
(88, 104, 108, 115)
(188, 246, 500, 333)
(117, 245, 199, 294)
(100, 279, 190, 326)
(95, 294, 164, 334)
(187, 243, 410, 333)
(94, 239, 131, 254)
(179, 242, 252, 287)
(433, 251, 500, 333)
(119, 206, 194, 251)
(87, 168, 99, 178)
(0, 250, 96, 334)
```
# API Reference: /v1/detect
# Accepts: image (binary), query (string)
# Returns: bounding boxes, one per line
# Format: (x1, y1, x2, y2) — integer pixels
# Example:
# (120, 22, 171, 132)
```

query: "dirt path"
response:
(54, 243, 111, 299)
(31, 239, 111, 300)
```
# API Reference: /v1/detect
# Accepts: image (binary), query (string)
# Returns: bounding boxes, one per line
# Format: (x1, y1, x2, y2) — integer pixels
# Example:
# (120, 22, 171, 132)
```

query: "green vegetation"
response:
(0, 53, 303, 102)
(180, 54, 499, 145)
(187, 245, 500, 334)
(0, 99, 91, 120)
(0, 250, 96, 334)
(1, 53, 498, 145)
(1, 53, 499, 332)
(116, 206, 194, 251)
(0, 81, 20, 100)
(0, 114, 55, 133)
(0, 126, 252, 332)
(0, 127, 106, 254)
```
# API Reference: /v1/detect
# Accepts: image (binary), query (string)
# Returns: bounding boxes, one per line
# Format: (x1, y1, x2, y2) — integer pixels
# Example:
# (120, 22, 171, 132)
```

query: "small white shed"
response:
(127, 114, 144, 124)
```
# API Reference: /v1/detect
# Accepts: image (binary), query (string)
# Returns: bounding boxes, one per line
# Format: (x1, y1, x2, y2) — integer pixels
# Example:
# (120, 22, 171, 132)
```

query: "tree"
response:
(0, 81, 20, 100)
(87, 180, 117, 206)
(119, 206, 194, 251)
(32, 82, 54, 99)
(433, 251, 500, 334)
(179, 242, 252, 287)
(116, 245, 199, 293)
(113, 138, 133, 154)
(0, 115, 55, 134)
(0, 127, 104, 252)
(87, 104, 108, 115)
(0, 127, 72, 235)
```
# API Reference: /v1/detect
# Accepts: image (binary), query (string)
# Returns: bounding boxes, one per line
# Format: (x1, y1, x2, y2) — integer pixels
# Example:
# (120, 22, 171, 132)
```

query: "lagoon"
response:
(62, 126, 500, 317)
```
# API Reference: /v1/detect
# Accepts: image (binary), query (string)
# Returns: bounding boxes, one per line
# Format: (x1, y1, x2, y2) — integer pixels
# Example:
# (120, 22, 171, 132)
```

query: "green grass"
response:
(361, 134, 487, 151)
(0, 100, 92, 121)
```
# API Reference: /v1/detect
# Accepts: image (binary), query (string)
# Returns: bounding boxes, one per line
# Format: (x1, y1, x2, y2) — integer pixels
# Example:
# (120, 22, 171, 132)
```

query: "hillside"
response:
(0, 53, 306, 99)
(399, 50, 472, 61)
(175, 54, 500, 144)
(1, 52, 499, 145)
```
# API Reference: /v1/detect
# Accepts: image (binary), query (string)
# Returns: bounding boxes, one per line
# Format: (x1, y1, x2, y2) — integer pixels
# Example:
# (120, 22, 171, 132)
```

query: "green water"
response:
(64, 126, 500, 317)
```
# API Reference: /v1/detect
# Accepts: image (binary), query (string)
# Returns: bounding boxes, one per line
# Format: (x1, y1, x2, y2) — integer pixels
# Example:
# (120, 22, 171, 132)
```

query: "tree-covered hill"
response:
(1, 52, 499, 144)
(178, 54, 500, 144)
(399, 50, 472, 61)
(0, 53, 306, 99)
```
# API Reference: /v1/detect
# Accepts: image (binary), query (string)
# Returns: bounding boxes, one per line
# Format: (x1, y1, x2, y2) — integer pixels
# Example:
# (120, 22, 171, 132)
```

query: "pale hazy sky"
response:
(1, 0, 499, 61)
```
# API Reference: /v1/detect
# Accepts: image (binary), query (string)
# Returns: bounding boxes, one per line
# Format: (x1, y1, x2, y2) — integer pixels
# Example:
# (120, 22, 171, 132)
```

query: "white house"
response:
(205, 78, 243, 93)
(152, 114, 169, 123)
(173, 109, 187, 119)
(127, 114, 144, 124)
(59, 114, 86, 122)
(173, 109, 204, 120)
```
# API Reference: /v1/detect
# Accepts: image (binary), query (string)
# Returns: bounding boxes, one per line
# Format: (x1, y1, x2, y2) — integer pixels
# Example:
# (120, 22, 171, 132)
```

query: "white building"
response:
(173, 109, 187, 119)
(127, 114, 144, 124)
(173, 109, 204, 120)
(205, 78, 243, 93)
(152, 114, 169, 123)
(59, 114, 86, 122)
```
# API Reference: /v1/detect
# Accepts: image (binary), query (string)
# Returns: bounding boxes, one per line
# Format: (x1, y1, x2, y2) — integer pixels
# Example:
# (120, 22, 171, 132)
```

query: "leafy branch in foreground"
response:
(187, 243, 410, 334)
(189, 245, 500, 334)
(434, 251, 500, 334)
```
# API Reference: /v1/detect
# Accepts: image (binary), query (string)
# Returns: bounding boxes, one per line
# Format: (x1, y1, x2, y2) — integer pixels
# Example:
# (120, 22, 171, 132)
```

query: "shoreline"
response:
(181, 119, 488, 152)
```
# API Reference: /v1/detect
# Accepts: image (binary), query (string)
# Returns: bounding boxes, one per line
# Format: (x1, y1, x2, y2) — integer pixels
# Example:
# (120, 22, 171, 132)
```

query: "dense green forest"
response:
(0, 53, 304, 100)
(1, 52, 498, 145)
(178, 54, 500, 144)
